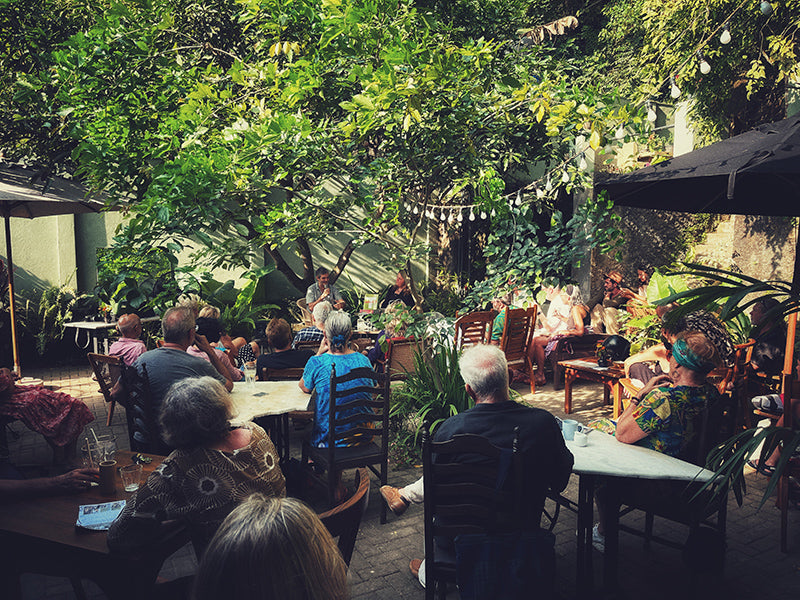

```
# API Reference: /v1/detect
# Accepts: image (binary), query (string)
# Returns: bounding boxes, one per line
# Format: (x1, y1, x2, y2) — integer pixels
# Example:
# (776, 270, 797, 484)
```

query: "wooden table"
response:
(0, 451, 189, 600)
(558, 357, 626, 417)
(563, 430, 715, 593)
(64, 317, 159, 354)
(229, 381, 312, 458)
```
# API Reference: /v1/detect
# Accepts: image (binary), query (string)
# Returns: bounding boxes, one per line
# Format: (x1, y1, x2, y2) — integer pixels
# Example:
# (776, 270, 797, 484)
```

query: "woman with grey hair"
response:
(300, 311, 374, 499)
(108, 376, 285, 555)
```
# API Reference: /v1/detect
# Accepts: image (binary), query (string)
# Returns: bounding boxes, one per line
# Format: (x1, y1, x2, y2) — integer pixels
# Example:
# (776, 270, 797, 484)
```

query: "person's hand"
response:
(637, 373, 671, 400)
(194, 333, 214, 354)
(317, 337, 330, 355)
(320, 287, 330, 299)
(53, 468, 99, 493)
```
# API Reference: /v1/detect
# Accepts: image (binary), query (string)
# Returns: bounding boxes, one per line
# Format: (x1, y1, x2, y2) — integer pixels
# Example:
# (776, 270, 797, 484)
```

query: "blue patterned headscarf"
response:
(672, 337, 714, 374)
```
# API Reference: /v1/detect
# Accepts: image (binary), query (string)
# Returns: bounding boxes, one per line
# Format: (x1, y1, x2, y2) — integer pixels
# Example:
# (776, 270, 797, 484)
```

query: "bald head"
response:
(117, 314, 142, 338)
(162, 306, 195, 345)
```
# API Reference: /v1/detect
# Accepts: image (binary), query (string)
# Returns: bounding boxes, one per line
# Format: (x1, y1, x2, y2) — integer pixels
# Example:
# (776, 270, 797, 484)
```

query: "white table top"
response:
(229, 380, 311, 423)
(64, 316, 160, 331)
(566, 429, 714, 482)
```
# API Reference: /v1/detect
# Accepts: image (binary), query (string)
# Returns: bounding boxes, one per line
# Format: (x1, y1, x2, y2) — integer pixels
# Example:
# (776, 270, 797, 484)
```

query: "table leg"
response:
(576, 474, 594, 594)
(603, 484, 620, 593)
(603, 380, 611, 406)
(564, 369, 576, 414)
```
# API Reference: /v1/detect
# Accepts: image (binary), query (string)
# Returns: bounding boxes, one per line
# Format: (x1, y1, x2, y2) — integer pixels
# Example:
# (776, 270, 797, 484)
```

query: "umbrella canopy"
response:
(0, 165, 108, 374)
(596, 115, 800, 216)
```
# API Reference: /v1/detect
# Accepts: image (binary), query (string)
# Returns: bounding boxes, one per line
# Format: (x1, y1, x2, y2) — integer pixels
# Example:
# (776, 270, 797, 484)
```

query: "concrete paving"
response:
(4, 361, 800, 599)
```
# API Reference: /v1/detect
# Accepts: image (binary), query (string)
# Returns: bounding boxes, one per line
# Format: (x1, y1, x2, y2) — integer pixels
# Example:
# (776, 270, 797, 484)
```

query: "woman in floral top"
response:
(591, 330, 720, 551)
(108, 376, 285, 556)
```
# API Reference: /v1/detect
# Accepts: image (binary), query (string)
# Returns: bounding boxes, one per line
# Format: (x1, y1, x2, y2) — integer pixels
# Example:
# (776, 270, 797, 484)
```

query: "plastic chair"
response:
(318, 468, 370, 566)
(297, 298, 313, 326)
(87, 353, 125, 426)
(454, 311, 496, 349)
(302, 365, 391, 523)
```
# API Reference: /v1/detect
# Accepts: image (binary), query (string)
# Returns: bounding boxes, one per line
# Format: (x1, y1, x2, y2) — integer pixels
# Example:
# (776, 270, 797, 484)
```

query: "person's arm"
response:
(624, 344, 667, 376)
(330, 286, 346, 310)
(0, 468, 99, 500)
(615, 374, 671, 444)
(194, 334, 234, 391)
(307, 286, 331, 311)
(299, 378, 312, 393)
(217, 349, 243, 382)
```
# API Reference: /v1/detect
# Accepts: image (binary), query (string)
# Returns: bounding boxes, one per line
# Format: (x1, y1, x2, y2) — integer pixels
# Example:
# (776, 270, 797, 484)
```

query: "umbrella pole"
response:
(4, 216, 19, 376)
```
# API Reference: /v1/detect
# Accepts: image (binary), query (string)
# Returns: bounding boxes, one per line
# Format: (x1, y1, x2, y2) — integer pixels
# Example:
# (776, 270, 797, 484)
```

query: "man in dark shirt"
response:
(379, 344, 573, 587)
(257, 318, 315, 377)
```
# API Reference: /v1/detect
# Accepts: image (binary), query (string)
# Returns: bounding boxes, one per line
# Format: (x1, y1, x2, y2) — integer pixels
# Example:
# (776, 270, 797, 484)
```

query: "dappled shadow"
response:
(739, 215, 796, 275)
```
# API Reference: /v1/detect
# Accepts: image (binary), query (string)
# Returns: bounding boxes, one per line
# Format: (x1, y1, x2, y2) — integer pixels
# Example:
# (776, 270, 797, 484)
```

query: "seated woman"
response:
(256, 318, 315, 377)
(188, 317, 244, 382)
(108, 376, 285, 555)
(489, 293, 513, 344)
(366, 300, 408, 368)
(530, 285, 586, 386)
(591, 330, 721, 550)
(381, 270, 414, 308)
(198, 305, 255, 366)
(299, 311, 374, 448)
(193, 494, 347, 600)
(624, 307, 735, 387)
(0, 367, 94, 464)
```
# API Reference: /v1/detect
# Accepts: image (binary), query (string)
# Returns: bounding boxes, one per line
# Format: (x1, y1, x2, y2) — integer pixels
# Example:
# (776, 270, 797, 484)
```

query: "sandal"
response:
(746, 459, 776, 476)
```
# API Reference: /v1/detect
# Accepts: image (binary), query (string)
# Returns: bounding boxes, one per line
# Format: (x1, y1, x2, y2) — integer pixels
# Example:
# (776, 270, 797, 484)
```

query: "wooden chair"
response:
(318, 468, 370, 567)
(294, 339, 321, 352)
(301, 366, 391, 523)
(297, 298, 313, 326)
(498, 306, 537, 394)
(385, 338, 423, 381)
(422, 423, 553, 599)
(613, 391, 735, 572)
(776, 313, 800, 553)
(119, 364, 172, 456)
(454, 310, 496, 349)
(263, 367, 312, 443)
(87, 353, 125, 426)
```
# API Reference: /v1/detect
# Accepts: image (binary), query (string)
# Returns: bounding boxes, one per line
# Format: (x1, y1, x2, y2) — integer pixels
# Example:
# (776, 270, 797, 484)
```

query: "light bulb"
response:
(457, 211, 463, 222)
(760, 1, 773, 16)
(561, 171, 570, 184)
(720, 24, 731, 45)
(647, 103, 657, 122)
(440, 211, 446, 221)
(615, 126, 625, 140)
(545, 177, 552, 191)
(536, 188, 545, 199)
(480, 211, 487, 220)
(413, 206, 418, 214)
(699, 59, 711, 75)
(490, 208, 496, 218)
(469, 210, 475, 221)
(579, 155, 588, 171)
(670, 78, 681, 99)
(514, 191, 522, 206)
(448, 212, 454, 224)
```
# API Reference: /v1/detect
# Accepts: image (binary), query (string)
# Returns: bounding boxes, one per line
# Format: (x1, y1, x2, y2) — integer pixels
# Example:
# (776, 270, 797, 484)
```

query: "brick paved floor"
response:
(4, 361, 800, 599)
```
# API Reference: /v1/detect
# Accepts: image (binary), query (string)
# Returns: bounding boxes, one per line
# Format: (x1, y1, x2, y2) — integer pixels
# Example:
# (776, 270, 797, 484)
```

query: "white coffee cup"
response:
(573, 430, 589, 447)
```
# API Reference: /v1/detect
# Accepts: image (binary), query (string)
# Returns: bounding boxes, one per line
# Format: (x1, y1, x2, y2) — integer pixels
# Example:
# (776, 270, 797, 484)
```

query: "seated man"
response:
(108, 314, 146, 366)
(293, 301, 332, 348)
(306, 267, 345, 311)
(588, 270, 628, 334)
(592, 331, 721, 552)
(131, 307, 233, 415)
(257, 318, 315, 376)
(378, 344, 573, 588)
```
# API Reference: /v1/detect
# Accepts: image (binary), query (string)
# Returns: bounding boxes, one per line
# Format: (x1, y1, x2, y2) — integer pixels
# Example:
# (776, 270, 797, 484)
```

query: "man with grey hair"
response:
(292, 300, 332, 348)
(109, 313, 146, 366)
(305, 267, 345, 311)
(131, 307, 233, 416)
(379, 344, 573, 587)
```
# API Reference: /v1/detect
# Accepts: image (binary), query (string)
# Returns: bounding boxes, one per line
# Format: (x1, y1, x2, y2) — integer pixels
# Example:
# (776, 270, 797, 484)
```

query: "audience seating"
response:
(385, 338, 424, 381)
(296, 298, 313, 326)
(318, 467, 370, 566)
(119, 364, 172, 456)
(498, 306, 537, 394)
(302, 366, 391, 523)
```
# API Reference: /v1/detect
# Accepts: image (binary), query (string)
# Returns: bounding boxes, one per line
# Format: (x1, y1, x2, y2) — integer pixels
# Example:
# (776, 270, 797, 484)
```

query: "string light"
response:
(670, 76, 681, 99)
(720, 23, 731, 45)
(561, 171, 570, 184)
(578, 154, 588, 171)
(698, 52, 711, 75)
(545, 177, 552, 191)
(615, 126, 626, 140)
(457, 211, 463, 222)
(469, 210, 475, 221)
(412, 206, 418, 214)
(536, 187, 545, 199)
(514, 190, 522, 206)
(439, 211, 446, 221)
(646, 102, 657, 122)
(760, 2, 773, 17)
(480, 210, 487, 220)
(490, 208, 496, 218)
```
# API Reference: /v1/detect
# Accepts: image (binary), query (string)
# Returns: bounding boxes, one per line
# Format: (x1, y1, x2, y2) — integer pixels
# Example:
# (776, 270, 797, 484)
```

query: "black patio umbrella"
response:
(0, 165, 108, 375)
(596, 114, 800, 218)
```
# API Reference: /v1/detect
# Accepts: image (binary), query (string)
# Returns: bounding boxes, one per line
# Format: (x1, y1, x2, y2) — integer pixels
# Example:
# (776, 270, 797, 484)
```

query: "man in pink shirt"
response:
(108, 314, 147, 366)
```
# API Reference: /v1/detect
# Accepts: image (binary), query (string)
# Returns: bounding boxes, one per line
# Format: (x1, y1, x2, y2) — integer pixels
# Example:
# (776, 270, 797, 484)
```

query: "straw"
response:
(90, 428, 100, 445)
(85, 436, 94, 468)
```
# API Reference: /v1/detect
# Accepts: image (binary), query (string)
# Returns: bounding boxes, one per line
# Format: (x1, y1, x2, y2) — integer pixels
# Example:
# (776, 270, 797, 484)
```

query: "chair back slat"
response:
(120, 364, 172, 456)
(263, 367, 304, 381)
(318, 468, 371, 566)
(327, 365, 390, 446)
(88, 353, 126, 426)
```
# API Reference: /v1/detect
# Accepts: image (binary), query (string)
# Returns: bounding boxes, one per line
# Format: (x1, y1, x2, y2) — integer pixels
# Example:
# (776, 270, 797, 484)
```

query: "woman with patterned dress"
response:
(591, 331, 721, 552)
(0, 367, 94, 460)
(108, 376, 285, 556)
